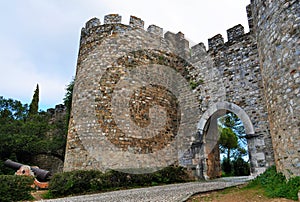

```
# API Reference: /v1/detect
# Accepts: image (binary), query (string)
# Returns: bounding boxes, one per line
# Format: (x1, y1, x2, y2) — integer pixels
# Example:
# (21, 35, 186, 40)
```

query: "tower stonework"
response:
(64, 15, 201, 174)
(64, 3, 299, 179)
(251, 0, 300, 178)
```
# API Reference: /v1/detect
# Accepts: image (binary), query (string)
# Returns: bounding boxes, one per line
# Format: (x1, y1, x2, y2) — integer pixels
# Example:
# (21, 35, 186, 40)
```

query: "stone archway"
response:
(197, 101, 264, 179)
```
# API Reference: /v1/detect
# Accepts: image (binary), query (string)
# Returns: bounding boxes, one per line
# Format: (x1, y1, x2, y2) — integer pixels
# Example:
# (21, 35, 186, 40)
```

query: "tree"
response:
(219, 127, 238, 161)
(218, 112, 247, 145)
(0, 95, 66, 174)
(232, 156, 250, 176)
(28, 84, 39, 116)
(0, 97, 29, 173)
(218, 113, 250, 176)
(219, 127, 238, 175)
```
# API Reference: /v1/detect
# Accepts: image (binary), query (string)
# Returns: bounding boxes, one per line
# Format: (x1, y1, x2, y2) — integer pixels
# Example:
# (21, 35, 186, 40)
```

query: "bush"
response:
(153, 166, 187, 184)
(232, 157, 250, 176)
(49, 170, 103, 197)
(221, 157, 250, 177)
(48, 166, 189, 198)
(221, 158, 233, 176)
(247, 166, 300, 201)
(0, 175, 34, 202)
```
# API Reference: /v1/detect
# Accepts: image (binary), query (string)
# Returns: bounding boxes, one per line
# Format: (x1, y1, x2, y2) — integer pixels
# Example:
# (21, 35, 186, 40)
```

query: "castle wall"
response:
(64, 3, 289, 178)
(191, 23, 273, 176)
(64, 15, 200, 173)
(251, 0, 300, 178)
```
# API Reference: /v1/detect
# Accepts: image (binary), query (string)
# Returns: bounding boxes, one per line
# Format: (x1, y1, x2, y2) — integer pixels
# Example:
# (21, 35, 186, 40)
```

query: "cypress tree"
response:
(28, 84, 39, 116)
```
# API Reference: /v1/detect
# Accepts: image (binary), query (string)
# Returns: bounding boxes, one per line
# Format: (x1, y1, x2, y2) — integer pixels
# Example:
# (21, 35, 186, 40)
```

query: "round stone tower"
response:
(251, 0, 299, 178)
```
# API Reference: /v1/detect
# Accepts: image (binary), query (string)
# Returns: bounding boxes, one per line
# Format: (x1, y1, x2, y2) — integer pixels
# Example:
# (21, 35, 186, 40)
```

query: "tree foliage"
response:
(28, 84, 39, 116)
(0, 93, 66, 174)
(218, 112, 250, 176)
(218, 112, 247, 145)
(219, 127, 238, 160)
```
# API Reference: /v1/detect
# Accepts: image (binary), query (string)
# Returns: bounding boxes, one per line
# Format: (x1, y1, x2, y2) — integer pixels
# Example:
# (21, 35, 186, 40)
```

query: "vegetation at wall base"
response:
(48, 166, 190, 198)
(0, 175, 34, 202)
(246, 165, 300, 201)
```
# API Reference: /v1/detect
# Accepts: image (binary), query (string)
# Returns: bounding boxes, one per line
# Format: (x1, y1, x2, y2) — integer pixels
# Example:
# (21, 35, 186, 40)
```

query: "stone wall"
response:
(61, 0, 300, 178)
(191, 22, 273, 176)
(64, 15, 201, 173)
(30, 104, 67, 174)
(64, 7, 278, 178)
(250, 0, 300, 178)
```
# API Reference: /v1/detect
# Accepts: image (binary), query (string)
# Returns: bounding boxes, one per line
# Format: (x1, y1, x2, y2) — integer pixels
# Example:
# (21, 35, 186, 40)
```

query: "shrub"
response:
(221, 158, 232, 176)
(247, 166, 300, 201)
(284, 176, 300, 201)
(232, 157, 250, 176)
(154, 166, 187, 183)
(49, 170, 103, 197)
(48, 166, 189, 198)
(0, 175, 34, 202)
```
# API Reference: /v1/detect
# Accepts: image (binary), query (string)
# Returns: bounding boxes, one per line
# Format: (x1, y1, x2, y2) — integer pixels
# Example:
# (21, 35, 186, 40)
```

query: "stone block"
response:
(147, 25, 163, 37)
(129, 16, 144, 29)
(85, 17, 101, 30)
(104, 14, 122, 24)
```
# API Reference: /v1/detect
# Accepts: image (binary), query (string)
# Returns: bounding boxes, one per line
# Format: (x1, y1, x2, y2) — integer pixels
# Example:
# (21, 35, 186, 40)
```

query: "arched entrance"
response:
(196, 101, 263, 179)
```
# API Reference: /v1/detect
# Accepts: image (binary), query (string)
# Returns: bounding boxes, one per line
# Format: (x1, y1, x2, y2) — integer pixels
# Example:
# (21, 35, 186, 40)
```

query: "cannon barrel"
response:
(4, 159, 23, 170)
(31, 167, 52, 181)
(4, 159, 51, 181)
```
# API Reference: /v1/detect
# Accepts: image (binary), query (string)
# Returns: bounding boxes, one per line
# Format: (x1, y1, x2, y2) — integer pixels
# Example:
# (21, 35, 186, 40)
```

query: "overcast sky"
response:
(0, 0, 250, 110)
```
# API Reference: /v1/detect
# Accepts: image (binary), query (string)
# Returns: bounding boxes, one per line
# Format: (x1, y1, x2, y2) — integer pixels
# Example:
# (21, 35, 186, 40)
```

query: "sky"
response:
(0, 0, 250, 111)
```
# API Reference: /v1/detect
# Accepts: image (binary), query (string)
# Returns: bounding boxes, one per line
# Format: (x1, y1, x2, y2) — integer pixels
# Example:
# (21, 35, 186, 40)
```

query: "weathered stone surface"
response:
(64, 16, 200, 174)
(251, 0, 300, 178)
(64, 1, 299, 179)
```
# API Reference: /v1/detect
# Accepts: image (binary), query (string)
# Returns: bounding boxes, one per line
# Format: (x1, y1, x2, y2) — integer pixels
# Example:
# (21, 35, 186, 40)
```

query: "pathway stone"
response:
(38, 176, 252, 202)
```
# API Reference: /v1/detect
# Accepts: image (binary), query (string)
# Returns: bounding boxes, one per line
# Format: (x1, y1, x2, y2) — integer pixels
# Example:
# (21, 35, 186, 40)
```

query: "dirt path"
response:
(186, 185, 295, 202)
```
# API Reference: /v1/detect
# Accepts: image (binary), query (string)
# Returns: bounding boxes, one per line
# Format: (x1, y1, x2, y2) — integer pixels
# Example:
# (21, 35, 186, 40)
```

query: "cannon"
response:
(4, 159, 52, 189)
(4, 159, 52, 181)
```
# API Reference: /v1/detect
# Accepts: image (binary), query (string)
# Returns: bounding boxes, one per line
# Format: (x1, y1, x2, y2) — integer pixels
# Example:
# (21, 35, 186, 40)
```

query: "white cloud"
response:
(0, 0, 251, 110)
(0, 38, 67, 109)
(98, 0, 250, 45)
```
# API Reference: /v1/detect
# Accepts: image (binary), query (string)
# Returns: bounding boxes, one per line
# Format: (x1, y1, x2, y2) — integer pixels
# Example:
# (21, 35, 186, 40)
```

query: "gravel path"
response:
(39, 176, 253, 202)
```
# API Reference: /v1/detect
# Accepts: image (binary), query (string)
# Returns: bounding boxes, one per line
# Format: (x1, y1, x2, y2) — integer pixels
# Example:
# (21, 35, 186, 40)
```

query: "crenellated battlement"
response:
(207, 24, 248, 50)
(208, 34, 224, 51)
(78, 14, 193, 61)
(85, 18, 101, 31)
(80, 10, 253, 58)
(129, 16, 144, 29)
(104, 14, 122, 24)
(147, 25, 163, 37)
(164, 31, 190, 58)
(80, 14, 188, 42)
(227, 24, 245, 43)
(191, 43, 206, 57)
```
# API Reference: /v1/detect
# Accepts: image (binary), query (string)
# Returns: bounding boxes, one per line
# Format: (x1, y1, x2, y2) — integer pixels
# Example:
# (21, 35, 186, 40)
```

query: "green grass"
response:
(246, 166, 300, 201)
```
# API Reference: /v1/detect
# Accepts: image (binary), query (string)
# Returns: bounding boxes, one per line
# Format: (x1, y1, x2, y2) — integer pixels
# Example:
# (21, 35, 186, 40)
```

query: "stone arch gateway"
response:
(197, 101, 264, 179)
